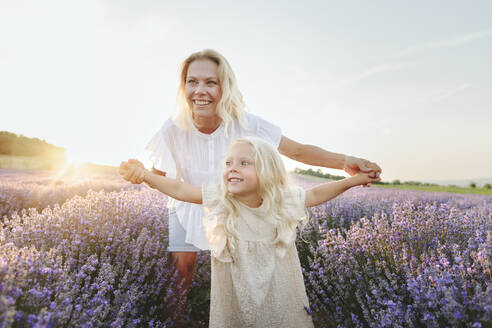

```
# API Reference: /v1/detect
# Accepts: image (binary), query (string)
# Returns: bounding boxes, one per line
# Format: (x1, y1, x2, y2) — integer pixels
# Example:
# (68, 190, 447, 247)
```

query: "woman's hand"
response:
(344, 156, 382, 187)
(119, 160, 146, 184)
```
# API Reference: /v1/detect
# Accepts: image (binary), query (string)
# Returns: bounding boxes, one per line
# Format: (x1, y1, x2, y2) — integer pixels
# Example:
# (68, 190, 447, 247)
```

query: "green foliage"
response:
(470, 182, 477, 188)
(294, 167, 345, 181)
(0, 131, 66, 160)
(484, 183, 492, 189)
(377, 183, 492, 196)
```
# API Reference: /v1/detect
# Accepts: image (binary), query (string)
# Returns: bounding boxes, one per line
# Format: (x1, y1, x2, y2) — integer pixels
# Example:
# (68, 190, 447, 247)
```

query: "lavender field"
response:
(1, 168, 491, 327)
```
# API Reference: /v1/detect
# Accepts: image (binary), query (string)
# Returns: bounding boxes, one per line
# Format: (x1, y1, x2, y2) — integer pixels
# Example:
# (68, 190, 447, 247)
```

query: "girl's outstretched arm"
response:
(119, 161, 202, 204)
(305, 173, 380, 207)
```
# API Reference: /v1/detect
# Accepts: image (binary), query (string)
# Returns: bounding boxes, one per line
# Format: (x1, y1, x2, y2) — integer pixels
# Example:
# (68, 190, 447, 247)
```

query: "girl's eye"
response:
(225, 161, 231, 166)
(187, 79, 196, 84)
(207, 81, 217, 85)
(241, 161, 249, 166)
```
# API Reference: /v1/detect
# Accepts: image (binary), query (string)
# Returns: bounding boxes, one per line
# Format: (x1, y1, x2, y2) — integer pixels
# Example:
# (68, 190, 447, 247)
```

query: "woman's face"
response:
(185, 59, 222, 120)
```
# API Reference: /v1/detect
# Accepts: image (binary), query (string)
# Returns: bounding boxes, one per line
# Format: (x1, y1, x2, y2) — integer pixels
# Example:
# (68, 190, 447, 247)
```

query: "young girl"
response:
(120, 136, 380, 327)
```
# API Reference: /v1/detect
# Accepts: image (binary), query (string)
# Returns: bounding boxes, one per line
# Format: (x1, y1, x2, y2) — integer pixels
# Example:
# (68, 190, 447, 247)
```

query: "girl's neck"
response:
(192, 115, 221, 134)
(235, 194, 263, 208)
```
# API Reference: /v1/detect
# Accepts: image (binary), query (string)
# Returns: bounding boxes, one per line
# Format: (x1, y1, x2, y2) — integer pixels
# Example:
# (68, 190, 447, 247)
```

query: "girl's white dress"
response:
(202, 184, 315, 328)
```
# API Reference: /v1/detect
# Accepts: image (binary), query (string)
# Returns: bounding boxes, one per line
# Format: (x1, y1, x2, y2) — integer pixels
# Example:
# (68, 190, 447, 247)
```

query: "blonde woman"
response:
(125, 49, 381, 314)
(120, 137, 381, 327)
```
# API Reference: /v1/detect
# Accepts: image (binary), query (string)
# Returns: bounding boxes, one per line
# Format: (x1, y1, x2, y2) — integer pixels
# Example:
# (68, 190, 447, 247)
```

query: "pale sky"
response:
(1, 0, 491, 182)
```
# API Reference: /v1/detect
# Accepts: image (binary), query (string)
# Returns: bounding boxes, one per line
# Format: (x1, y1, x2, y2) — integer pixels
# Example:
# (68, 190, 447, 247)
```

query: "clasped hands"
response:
(344, 156, 382, 187)
(119, 159, 146, 184)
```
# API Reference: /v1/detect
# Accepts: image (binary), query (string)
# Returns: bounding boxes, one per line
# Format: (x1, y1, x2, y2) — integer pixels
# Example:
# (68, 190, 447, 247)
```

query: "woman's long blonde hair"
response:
(173, 49, 247, 135)
(211, 137, 307, 256)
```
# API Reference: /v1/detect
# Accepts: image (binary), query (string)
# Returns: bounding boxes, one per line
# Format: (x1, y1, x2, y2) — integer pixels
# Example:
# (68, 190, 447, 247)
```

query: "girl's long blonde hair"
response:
(211, 137, 307, 257)
(173, 49, 247, 135)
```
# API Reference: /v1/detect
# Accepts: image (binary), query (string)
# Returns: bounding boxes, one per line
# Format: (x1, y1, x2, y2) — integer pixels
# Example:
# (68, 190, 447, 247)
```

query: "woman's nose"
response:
(195, 82, 206, 94)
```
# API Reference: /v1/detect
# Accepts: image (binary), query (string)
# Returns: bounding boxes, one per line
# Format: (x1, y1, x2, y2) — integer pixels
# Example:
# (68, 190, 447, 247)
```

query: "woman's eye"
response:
(207, 81, 217, 85)
(225, 161, 231, 166)
(241, 161, 249, 166)
(187, 79, 196, 84)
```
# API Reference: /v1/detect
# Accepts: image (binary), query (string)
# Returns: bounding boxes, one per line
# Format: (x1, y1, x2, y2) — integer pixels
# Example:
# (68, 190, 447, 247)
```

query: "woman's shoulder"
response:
(244, 111, 265, 126)
(155, 117, 188, 139)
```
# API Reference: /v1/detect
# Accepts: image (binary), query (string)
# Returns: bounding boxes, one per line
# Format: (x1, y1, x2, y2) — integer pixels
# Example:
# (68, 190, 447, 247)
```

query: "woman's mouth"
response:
(194, 100, 212, 106)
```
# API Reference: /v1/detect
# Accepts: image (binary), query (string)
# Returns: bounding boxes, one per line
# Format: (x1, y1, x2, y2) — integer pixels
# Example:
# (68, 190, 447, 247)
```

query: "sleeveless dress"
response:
(202, 184, 315, 328)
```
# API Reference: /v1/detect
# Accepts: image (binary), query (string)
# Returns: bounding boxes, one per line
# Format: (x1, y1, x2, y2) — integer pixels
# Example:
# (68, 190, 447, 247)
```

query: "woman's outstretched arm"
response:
(278, 136, 382, 178)
(119, 161, 202, 204)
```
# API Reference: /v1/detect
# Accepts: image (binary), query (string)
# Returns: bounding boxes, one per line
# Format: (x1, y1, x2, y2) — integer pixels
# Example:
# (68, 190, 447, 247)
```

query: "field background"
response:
(1, 167, 491, 327)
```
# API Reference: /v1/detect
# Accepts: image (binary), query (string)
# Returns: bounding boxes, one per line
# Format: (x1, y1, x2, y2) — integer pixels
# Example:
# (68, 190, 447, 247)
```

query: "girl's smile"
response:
(222, 142, 261, 207)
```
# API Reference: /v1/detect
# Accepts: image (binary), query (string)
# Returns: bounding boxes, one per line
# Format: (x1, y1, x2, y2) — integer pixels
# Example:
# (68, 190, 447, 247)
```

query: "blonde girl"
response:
(129, 49, 381, 315)
(120, 136, 381, 327)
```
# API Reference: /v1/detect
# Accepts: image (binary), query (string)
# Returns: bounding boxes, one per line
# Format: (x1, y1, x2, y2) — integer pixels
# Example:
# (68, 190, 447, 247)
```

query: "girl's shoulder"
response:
(281, 186, 306, 209)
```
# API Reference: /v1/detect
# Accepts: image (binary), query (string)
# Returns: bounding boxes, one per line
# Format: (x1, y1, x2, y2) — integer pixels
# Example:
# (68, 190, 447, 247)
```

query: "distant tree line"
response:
(469, 182, 491, 189)
(294, 168, 346, 181)
(0, 131, 66, 161)
(294, 167, 441, 186)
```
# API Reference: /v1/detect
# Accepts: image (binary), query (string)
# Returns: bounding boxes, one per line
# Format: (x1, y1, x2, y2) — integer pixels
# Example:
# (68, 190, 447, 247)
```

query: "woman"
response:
(124, 49, 381, 318)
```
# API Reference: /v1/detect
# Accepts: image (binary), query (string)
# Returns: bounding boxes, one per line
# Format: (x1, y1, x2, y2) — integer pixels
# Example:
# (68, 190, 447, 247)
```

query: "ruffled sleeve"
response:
(274, 186, 308, 258)
(247, 113, 282, 148)
(145, 120, 178, 179)
(284, 186, 307, 222)
(202, 183, 233, 263)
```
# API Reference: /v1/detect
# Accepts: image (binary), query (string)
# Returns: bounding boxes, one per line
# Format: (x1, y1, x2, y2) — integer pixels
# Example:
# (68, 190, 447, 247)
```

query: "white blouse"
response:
(145, 112, 282, 250)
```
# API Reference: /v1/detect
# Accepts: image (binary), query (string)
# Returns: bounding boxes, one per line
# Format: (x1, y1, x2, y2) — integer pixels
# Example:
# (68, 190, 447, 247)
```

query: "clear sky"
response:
(1, 0, 491, 182)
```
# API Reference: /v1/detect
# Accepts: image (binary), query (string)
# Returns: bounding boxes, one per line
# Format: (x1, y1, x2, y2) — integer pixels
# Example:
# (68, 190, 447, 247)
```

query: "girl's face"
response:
(185, 59, 222, 120)
(222, 143, 259, 200)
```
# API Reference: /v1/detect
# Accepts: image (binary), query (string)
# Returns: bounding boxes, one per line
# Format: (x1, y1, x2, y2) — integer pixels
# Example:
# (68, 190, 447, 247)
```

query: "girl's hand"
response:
(351, 172, 381, 188)
(119, 161, 146, 184)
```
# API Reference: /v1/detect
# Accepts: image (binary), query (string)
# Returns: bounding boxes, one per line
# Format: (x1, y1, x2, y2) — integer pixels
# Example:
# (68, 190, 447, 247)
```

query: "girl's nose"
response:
(228, 162, 239, 172)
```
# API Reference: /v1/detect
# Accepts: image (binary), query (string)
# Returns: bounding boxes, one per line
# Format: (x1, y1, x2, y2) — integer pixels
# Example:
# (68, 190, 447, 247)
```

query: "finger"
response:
(132, 167, 145, 183)
(128, 159, 144, 168)
(120, 162, 129, 171)
(119, 167, 128, 176)
(124, 166, 138, 181)
(123, 169, 133, 181)
(128, 168, 141, 183)
(358, 160, 373, 173)
(367, 162, 382, 173)
(138, 170, 145, 183)
(132, 169, 144, 184)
